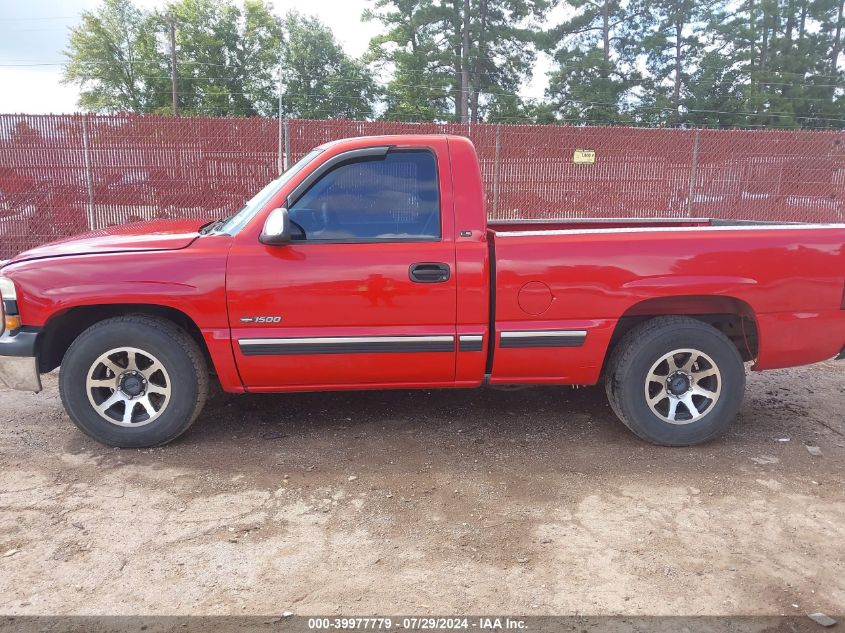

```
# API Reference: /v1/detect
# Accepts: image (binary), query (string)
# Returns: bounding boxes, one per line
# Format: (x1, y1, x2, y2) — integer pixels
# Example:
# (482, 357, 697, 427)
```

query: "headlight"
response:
(0, 277, 19, 335)
(0, 277, 16, 301)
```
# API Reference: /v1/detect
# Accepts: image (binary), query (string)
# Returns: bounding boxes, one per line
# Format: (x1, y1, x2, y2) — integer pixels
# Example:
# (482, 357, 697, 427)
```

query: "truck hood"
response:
(4, 219, 209, 266)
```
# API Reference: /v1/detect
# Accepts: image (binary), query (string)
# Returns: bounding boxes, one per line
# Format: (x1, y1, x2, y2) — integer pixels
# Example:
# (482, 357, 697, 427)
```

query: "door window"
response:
(288, 150, 440, 242)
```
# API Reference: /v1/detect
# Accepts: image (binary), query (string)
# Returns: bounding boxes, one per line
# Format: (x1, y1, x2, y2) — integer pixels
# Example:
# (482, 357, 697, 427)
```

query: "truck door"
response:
(226, 143, 458, 390)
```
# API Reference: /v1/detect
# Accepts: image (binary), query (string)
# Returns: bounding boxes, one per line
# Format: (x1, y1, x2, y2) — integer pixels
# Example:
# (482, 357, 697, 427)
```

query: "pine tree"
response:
(544, 0, 641, 124)
(627, 0, 713, 125)
(365, 0, 550, 122)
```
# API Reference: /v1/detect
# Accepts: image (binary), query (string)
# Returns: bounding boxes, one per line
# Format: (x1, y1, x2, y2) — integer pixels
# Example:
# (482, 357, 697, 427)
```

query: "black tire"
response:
(605, 316, 746, 446)
(59, 315, 208, 448)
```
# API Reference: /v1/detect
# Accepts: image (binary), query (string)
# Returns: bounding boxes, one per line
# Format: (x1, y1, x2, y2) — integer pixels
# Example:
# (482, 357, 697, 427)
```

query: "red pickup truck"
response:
(1, 135, 844, 448)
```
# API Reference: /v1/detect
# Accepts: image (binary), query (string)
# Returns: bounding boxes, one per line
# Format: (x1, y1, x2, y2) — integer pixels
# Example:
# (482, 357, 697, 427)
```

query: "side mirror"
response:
(260, 208, 291, 245)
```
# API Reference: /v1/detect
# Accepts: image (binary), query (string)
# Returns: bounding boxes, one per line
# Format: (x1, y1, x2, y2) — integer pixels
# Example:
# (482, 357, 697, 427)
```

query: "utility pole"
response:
(168, 13, 178, 116)
(460, 0, 470, 123)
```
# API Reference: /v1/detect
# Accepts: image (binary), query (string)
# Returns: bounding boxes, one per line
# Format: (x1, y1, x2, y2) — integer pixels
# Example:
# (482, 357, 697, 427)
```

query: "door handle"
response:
(409, 262, 451, 283)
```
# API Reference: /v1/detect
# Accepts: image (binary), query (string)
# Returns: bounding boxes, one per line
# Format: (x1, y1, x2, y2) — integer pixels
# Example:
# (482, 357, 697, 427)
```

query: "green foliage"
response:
(547, 47, 637, 124)
(544, 0, 640, 124)
(64, 0, 170, 113)
(709, 0, 845, 128)
(162, 0, 267, 115)
(365, 0, 551, 122)
(627, 0, 713, 123)
(64, 0, 845, 128)
(543, 0, 845, 128)
(683, 51, 748, 128)
(280, 12, 379, 119)
(63, 0, 376, 117)
(364, 0, 454, 121)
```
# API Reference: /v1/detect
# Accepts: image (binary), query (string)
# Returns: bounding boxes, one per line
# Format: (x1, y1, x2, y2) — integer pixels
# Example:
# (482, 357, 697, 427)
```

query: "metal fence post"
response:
(686, 127, 701, 217)
(492, 123, 501, 217)
(277, 47, 285, 176)
(277, 115, 284, 176)
(284, 119, 290, 171)
(80, 113, 96, 229)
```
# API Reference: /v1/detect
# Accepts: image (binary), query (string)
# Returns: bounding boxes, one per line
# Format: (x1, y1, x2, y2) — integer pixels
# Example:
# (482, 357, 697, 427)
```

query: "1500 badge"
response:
(240, 316, 282, 324)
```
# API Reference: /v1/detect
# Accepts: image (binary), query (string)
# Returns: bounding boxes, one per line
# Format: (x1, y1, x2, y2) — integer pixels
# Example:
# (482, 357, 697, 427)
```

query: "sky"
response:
(0, 0, 556, 115)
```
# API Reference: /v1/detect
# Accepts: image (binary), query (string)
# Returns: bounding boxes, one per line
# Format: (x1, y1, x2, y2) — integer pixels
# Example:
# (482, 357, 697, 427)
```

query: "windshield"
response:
(218, 148, 323, 235)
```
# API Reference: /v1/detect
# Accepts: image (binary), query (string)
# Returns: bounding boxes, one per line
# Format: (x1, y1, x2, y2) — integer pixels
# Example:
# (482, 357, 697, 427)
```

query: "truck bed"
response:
(486, 218, 845, 385)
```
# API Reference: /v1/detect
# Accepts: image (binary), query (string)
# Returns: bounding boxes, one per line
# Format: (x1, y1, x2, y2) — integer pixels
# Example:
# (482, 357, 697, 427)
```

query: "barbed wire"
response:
(7, 110, 844, 129)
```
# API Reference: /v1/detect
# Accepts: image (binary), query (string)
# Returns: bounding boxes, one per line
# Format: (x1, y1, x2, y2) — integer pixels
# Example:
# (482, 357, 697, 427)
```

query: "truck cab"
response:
(223, 136, 490, 391)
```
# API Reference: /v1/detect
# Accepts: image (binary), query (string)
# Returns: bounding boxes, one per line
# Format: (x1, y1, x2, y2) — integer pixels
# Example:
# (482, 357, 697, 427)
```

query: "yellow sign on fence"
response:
(573, 149, 596, 164)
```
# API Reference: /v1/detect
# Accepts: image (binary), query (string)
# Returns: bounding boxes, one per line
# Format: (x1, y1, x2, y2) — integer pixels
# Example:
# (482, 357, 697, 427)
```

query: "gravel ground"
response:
(0, 362, 843, 616)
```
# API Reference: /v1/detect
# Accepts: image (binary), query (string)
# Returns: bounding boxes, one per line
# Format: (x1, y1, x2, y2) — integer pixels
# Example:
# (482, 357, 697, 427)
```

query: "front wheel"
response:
(59, 315, 208, 447)
(605, 316, 746, 446)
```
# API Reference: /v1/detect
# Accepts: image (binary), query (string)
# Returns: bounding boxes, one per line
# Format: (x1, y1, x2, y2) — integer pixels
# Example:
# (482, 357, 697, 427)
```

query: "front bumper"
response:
(0, 329, 42, 392)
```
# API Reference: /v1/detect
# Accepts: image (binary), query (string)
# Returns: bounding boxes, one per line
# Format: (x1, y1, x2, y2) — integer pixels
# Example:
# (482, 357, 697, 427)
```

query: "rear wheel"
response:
(59, 315, 208, 447)
(605, 316, 746, 446)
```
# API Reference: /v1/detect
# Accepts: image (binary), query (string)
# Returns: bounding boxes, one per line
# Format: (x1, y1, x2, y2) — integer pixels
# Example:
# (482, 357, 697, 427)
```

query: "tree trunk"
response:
(748, 0, 757, 72)
(781, 0, 795, 101)
(602, 0, 610, 71)
(785, 0, 794, 42)
(169, 15, 178, 116)
(672, 20, 682, 123)
(831, 0, 844, 75)
(461, 0, 471, 123)
(797, 0, 806, 39)
(470, 0, 488, 123)
(452, 0, 464, 120)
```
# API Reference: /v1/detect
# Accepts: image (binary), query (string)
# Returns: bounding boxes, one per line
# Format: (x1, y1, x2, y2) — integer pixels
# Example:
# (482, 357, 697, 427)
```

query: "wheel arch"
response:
(606, 294, 759, 368)
(38, 303, 213, 375)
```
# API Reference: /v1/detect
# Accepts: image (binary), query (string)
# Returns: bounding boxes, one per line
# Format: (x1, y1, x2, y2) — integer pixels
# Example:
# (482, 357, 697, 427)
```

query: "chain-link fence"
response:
(2, 113, 844, 258)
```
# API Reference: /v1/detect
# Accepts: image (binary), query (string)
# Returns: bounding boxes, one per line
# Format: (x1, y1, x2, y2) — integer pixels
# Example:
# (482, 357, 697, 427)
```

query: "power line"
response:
(7, 59, 845, 97)
(64, 77, 845, 124)
(7, 56, 845, 89)
(16, 59, 845, 102)
(6, 62, 844, 125)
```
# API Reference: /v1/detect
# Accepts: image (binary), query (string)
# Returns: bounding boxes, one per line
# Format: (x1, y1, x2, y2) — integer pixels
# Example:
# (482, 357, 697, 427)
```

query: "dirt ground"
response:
(0, 362, 843, 617)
